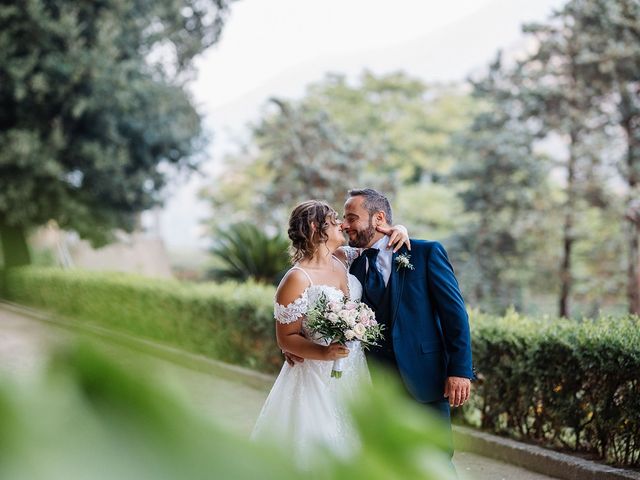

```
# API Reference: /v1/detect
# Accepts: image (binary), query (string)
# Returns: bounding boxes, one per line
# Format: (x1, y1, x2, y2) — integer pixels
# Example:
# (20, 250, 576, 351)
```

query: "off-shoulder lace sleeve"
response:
(341, 246, 361, 268)
(274, 291, 309, 324)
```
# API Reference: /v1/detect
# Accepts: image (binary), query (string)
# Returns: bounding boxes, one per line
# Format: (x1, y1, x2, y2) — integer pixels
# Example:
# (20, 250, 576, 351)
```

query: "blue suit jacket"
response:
(351, 239, 474, 403)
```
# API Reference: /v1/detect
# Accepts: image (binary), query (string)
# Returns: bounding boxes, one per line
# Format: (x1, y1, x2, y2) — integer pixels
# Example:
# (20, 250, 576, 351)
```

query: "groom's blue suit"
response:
(350, 239, 474, 403)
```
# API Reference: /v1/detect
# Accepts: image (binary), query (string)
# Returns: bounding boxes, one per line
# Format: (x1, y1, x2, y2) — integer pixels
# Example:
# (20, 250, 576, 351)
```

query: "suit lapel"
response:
(351, 247, 405, 325)
(389, 247, 407, 326)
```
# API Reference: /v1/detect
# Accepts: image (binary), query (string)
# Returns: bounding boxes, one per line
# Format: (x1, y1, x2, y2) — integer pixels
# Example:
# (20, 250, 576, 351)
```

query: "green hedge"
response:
(2, 267, 283, 372)
(466, 309, 640, 467)
(2, 268, 639, 467)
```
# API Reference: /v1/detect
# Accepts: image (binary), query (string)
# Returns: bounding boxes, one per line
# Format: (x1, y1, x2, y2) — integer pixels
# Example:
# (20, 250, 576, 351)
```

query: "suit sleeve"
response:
(426, 242, 474, 379)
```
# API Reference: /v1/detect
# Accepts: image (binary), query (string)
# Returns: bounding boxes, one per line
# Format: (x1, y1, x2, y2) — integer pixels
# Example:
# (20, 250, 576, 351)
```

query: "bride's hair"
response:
(288, 200, 337, 264)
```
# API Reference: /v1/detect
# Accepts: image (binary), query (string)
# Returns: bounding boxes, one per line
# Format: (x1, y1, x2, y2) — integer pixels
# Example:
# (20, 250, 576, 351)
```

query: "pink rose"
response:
(345, 301, 358, 310)
(329, 301, 342, 313)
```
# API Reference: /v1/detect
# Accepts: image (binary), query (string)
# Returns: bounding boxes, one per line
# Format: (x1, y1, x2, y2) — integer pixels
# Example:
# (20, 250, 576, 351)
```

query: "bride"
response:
(251, 200, 409, 467)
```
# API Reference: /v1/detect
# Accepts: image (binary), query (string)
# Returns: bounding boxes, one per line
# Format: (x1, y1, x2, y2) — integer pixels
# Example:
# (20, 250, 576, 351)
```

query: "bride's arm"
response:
(377, 224, 411, 252)
(275, 271, 349, 361)
(278, 323, 347, 362)
(334, 224, 411, 263)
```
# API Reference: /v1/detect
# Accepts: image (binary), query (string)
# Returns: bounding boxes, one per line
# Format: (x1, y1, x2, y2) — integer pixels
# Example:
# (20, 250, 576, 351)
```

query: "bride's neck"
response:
(299, 244, 334, 268)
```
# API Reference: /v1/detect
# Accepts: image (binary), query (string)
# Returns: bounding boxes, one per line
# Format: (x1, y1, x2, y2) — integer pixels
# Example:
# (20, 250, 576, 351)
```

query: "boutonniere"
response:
(395, 253, 414, 272)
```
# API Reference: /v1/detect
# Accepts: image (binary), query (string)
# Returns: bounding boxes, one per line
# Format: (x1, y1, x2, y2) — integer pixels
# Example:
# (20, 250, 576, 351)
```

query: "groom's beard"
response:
(348, 221, 376, 248)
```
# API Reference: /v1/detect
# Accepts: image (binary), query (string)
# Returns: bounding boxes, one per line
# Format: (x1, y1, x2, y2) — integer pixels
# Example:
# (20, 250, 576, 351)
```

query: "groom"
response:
(343, 188, 474, 448)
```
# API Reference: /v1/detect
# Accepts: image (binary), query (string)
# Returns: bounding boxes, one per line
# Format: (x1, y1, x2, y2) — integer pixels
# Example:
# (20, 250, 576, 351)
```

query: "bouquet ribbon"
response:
(331, 340, 359, 378)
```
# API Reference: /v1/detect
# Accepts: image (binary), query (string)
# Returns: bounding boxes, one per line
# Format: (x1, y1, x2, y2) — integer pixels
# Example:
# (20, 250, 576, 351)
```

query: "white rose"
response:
(338, 310, 350, 321)
(329, 301, 342, 312)
(328, 312, 339, 323)
(345, 330, 356, 340)
(353, 323, 366, 339)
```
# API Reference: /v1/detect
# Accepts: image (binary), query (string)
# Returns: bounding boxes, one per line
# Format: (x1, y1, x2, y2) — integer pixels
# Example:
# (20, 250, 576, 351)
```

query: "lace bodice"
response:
(273, 250, 363, 347)
(274, 274, 363, 325)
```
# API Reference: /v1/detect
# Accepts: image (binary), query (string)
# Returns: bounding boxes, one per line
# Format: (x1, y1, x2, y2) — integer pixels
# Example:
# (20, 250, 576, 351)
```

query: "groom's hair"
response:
(348, 188, 393, 225)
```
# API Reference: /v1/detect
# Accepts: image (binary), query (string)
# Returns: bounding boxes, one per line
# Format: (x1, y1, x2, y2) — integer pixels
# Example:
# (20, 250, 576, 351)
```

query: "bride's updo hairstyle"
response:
(288, 200, 337, 264)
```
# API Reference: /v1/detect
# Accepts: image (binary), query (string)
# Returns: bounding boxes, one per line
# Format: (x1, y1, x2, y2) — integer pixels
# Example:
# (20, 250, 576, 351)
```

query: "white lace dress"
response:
(251, 258, 370, 468)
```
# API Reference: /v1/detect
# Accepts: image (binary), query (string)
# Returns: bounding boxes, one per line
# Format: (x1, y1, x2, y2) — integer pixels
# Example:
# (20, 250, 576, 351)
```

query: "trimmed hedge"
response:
(2, 267, 282, 372)
(466, 309, 640, 467)
(2, 268, 639, 466)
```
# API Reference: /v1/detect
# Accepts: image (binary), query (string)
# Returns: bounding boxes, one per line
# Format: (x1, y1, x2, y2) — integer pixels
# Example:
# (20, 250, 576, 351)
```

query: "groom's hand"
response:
(283, 350, 304, 366)
(444, 376, 471, 407)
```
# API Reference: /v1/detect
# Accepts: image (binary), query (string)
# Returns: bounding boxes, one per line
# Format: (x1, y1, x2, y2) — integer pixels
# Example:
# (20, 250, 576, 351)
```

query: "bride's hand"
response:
(377, 224, 411, 253)
(324, 343, 350, 361)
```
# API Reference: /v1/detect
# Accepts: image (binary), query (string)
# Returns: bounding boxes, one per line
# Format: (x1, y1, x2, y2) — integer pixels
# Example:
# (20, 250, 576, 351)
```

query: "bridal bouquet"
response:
(306, 293, 384, 378)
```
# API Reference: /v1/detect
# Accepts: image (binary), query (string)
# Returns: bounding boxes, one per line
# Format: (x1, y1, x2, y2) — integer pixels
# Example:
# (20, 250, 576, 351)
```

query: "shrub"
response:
(465, 309, 640, 467)
(2, 267, 639, 466)
(209, 222, 290, 285)
(2, 267, 282, 372)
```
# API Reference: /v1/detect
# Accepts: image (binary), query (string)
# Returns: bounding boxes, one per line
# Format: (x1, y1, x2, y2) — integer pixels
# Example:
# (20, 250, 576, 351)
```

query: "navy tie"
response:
(363, 248, 385, 309)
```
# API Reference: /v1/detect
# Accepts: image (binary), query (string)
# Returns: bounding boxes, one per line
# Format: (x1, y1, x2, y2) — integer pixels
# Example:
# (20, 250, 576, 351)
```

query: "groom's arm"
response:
(283, 351, 304, 366)
(426, 242, 474, 379)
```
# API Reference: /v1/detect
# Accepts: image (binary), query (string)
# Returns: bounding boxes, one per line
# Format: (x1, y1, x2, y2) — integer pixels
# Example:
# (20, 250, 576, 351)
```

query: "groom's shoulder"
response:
(408, 240, 452, 262)
(409, 239, 443, 252)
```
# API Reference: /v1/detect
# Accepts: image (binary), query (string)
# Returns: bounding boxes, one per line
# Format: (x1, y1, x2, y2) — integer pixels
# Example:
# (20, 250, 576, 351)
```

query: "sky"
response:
(157, 0, 567, 250)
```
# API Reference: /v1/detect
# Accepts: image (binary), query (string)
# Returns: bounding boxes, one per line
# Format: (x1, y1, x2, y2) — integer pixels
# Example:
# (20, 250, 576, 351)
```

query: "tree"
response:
(202, 72, 475, 240)
(454, 1, 638, 316)
(512, 12, 614, 317)
(305, 72, 474, 184)
(202, 95, 390, 230)
(0, 0, 234, 267)
(565, 0, 640, 314)
(509, 0, 640, 315)
(452, 55, 547, 313)
(255, 98, 390, 226)
(303, 72, 476, 240)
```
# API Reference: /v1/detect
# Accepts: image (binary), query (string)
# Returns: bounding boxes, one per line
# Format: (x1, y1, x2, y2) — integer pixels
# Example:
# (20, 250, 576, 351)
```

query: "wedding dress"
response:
(251, 255, 370, 468)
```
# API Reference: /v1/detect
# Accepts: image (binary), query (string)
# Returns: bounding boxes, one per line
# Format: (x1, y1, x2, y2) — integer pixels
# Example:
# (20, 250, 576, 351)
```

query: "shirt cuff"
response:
(447, 364, 475, 380)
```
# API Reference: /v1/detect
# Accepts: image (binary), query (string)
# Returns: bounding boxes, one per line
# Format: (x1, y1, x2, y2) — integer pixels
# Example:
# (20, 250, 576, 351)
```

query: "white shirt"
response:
(367, 236, 393, 286)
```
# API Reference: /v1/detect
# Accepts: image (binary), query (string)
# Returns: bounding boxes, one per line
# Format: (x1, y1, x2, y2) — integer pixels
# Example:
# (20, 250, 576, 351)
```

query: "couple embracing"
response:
(252, 188, 474, 471)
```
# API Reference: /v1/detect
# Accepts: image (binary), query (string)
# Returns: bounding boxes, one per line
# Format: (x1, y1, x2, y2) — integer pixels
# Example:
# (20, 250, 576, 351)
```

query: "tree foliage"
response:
(563, 0, 640, 314)
(202, 72, 474, 237)
(304, 72, 475, 184)
(255, 97, 388, 226)
(0, 0, 234, 265)
(451, 55, 548, 313)
(201, 1, 639, 316)
(452, 0, 639, 316)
